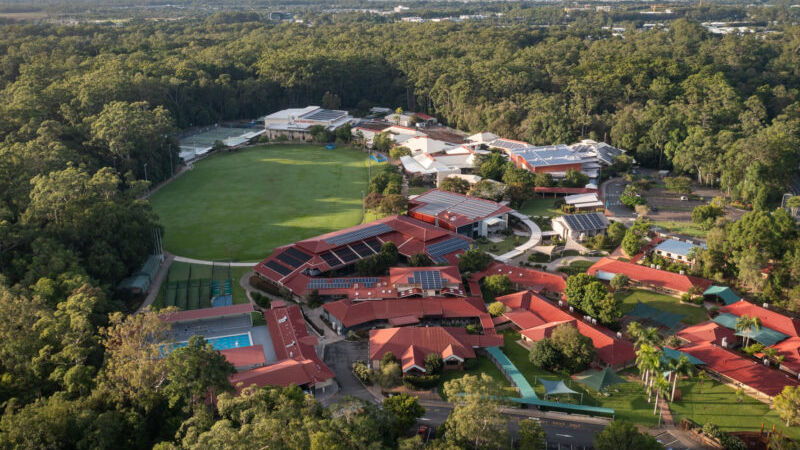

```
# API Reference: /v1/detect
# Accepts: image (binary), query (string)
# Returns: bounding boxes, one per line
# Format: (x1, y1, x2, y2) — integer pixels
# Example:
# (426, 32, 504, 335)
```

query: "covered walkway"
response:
(485, 347, 615, 417)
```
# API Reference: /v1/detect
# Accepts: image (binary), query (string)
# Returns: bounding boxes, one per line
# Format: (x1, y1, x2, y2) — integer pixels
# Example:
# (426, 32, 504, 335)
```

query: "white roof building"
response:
(564, 193, 603, 209)
(264, 106, 352, 133)
(404, 136, 455, 155)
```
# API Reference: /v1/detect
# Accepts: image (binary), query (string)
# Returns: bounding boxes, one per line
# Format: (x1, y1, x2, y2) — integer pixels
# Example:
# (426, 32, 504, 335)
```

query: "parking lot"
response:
(321, 340, 374, 405)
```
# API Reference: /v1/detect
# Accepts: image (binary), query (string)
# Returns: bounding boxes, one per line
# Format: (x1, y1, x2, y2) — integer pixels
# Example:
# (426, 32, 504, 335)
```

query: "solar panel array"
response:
(510, 145, 584, 167)
(489, 139, 529, 150)
(562, 213, 607, 232)
(276, 251, 305, 269)
(408, 271, 443, 290)
(350, 241, 377, 258)
(264, 260, 292, 277)
(324, 223, 393, 246)
(307, 277, 379, 290)
(301, 109, 346, 122)
(414, 190, 501, 219)
(320, 251, 342, 267)
(363, 237, 382, 252)
(284, 247, 312, 263)
(333, 246, 359, 263)
(427, 238, 470, 263)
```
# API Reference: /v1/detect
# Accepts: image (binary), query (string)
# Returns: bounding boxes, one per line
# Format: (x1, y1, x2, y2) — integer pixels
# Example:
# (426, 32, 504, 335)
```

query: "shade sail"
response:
(574, 367, 626, 391)
(540, 378, 579, 396)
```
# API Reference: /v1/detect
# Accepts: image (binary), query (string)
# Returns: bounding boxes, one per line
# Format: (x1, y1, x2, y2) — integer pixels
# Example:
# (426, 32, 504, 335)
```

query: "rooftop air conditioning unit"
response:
(558, 300, 563, 307)
(763, 358, 769, 366)
(721, 337, 727, 348)
(656, 265, 662, 270)
(679, 270, 685, 275)
(650, 264, 656, 269)
(763, 303, 769, 309)
(617, 332, 623, 339)
(591, 318, 597, 325)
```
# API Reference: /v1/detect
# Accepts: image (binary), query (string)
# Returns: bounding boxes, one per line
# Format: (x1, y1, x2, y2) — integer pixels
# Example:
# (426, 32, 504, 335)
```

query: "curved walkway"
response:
(543, 255, 603, 272)
(494, 212, 542, 263)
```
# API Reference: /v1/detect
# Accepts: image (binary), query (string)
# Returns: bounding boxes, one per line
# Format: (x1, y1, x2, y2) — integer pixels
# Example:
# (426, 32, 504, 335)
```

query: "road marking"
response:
(420, 418, 432, 421)
(555, 434, 573, 438)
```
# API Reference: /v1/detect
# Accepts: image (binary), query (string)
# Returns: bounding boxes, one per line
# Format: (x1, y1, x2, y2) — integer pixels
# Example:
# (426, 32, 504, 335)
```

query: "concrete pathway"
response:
(136, 253, 175, 313)
(495, 212, 542, 262)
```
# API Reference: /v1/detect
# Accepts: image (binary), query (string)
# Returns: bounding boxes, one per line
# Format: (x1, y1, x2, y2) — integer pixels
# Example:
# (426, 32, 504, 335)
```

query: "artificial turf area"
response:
(150, 144, 369, 261)
(500, 331, 658, 426)
(152, 262, 251, 310)
(671, 378, 800, 440)
(616, 289, 709, 326)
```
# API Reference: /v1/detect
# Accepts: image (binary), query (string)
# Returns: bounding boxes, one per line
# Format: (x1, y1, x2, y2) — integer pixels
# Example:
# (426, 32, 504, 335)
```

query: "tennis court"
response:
(164, 261, 234, 310)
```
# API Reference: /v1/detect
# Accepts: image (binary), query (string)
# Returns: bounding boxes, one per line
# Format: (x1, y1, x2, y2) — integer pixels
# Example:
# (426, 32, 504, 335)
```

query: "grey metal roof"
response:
(654, 239, 706, 256)
(300, 108, 348, 122)
(427, 238, 470, 263)
(560, 213, 608, 232)
(510, 145, 586, 168)
(413, 190, 503, 219)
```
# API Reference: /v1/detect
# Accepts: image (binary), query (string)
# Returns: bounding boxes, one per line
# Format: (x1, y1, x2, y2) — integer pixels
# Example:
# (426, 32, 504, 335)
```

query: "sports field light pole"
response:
(144, 163, 149, 192)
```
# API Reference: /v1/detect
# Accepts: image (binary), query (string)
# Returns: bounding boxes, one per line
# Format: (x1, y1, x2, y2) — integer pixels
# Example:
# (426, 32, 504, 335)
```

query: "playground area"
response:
(150, 144, 369, 261)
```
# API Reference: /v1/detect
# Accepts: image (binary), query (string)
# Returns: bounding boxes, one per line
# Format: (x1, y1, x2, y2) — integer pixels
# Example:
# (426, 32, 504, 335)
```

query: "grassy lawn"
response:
(616, 289, 708, 326)
(652, 220, 707, 239)
(557, 260, 594, 276)
(437, 355, 517, 400)
(151, 261, 251, 311)
(150, 144, 369, 261)
(671, 378, 800, 440)
(519, 198, 563, 218)
(501, 331, 659, 426)
(476, 234, 523, 255)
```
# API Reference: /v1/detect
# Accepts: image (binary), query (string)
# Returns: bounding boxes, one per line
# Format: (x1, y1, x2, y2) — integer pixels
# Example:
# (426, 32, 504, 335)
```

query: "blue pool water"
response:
(168, 333, 252, 352)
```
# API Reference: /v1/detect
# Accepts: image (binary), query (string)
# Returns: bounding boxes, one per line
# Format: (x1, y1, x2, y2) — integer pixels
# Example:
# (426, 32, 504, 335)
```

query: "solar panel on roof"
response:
(301, 109, 345, 121)
(350, 241, 376, 258)
(562, 213, 607, 232)
(284, 247, 312, 263)
(427, 238, 470, 259)
(363, 237, 381, 252)
(333, 246, 359, 263)
(413, 190, 500, 219)
(410, 270, 443, 290)
(320, 251, 342, 267)
(276, 251, 303, 268)
(265, 261, 292, 277)
(324, 224, 393, 246)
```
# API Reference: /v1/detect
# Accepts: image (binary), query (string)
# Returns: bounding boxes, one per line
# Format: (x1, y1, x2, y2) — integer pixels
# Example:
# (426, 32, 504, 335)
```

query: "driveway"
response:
(602, 177, 635, 219)
(322, 340, 375, 405)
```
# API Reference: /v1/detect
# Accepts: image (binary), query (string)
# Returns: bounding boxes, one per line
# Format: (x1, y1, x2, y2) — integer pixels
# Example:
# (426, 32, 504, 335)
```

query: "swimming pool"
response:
(169, 333, 252, 352)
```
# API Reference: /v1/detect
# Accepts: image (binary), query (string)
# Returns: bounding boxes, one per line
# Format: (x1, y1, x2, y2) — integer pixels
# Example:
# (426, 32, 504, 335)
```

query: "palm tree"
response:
(638, 326, 660, 348)
(652, 373, 671, 415)
(668, 354, 696, 402)
(636, 344, 661, 401)
(735, 315, 762, 348)
(627, 321, 643, 345)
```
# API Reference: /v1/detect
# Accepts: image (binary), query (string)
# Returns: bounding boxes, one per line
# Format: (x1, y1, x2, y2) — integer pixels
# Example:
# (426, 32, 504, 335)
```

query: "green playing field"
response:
(150, 144, 369, 261)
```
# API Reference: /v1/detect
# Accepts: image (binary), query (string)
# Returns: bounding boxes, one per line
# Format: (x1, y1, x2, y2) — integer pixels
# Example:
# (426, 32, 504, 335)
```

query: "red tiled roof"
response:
(469, 263, 567, 297)
(520, 320, 577, 341)
(769, 337, 800, 373)
(719, 301, 800, 337)
(254, 215, 471, 296)
(160, 304, 255, 323)
(498, 290, 635, 367)
(323, 296, 492, 332)
(219, 345, 267, 369)
(369, 327, 501, 373)
(681, 342, 799, 397)
(676, 321, 736, 346)
(264, 303, 317, 361)
(414, 113, 435, 120)
(230, 358, 334, 391)
(587, 258, 712, 294)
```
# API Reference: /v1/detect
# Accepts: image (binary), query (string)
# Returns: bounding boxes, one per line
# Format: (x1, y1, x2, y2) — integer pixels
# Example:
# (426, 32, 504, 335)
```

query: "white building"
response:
(564, 193, 604, 211)
(264, 106, 352, 141)
(552, 212, 609, 242)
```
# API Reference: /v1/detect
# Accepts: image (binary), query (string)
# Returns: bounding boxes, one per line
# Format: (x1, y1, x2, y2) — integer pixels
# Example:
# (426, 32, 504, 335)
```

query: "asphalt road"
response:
(602, 178, 635, 219)
(417, 401, 607, 448)
(321, 340, 373, 405)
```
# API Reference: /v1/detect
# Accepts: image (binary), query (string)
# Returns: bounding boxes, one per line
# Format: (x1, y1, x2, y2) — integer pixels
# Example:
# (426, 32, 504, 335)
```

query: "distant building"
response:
(563, 193, 604, 211)
(552, 212, 609, 241)
(264, 106, 352, 141)
(588, 258, 712, 296)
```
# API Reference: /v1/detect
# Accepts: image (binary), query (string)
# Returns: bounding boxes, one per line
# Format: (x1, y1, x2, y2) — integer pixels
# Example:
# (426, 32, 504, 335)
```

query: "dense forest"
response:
(1, 11, 800, 448)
